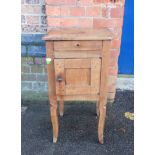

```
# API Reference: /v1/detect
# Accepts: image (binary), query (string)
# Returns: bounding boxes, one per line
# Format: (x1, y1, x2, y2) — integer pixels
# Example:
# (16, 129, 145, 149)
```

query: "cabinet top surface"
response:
(43, 28, 113, 41)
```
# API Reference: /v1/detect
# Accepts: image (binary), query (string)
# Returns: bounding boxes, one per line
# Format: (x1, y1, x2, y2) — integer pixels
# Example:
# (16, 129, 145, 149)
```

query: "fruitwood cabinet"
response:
(43, 28, 113, 144)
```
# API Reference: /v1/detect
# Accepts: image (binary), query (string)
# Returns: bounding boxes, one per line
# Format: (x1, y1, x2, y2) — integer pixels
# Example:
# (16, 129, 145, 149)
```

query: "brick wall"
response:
(21, 0, 125, 102)
(21, 0, 47, 33)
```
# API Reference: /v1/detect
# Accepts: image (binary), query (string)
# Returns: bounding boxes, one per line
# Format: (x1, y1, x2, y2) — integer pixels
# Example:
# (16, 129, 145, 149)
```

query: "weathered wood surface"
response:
(43, 28, 113, 41)
(44, 29, 113, 144)
(98, 41, 111, 144)
(54, 58, 101, 95)
(57, 95, 99, 101)
(54, 41, 102, 51)
(46, 41, 59, 143)
(54, 50, 101, 58)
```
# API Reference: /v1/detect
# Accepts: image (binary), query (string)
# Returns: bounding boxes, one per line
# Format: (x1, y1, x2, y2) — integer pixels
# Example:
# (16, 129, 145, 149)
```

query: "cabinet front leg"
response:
(98, 104, 106, 144)
(50, 99, 59, 143)
(46, 41, 59, 143)
(98, 40, 111, 144)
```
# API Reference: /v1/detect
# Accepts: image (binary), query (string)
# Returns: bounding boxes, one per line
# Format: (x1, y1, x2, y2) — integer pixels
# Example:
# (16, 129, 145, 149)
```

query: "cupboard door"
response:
(54, 58, 101, 95)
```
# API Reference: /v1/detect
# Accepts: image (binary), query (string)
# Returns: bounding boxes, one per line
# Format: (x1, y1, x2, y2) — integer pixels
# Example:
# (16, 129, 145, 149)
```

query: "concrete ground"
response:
(117, 77, 134, 91)
(21, 90, 134, 155)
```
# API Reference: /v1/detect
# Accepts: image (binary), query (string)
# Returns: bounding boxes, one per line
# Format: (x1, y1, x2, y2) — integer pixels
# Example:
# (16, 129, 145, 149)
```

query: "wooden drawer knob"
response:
(76, 43, 80, 47)
(56, 75, 63, 82)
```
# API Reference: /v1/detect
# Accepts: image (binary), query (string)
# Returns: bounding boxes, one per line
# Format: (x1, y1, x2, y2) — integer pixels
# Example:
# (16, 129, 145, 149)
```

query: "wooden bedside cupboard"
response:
(43, 28, 113, 144)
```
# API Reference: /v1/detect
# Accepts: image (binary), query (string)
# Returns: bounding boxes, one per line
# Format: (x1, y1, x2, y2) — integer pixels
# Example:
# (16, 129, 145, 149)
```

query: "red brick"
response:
(105, 0, 114, 2)
(110, 56, 118, 67)
(93, 18, 123, 28)
(94, 0, 112, 3)
(94, 0, 124, 4)
(60, 7, 70, 16)
(111, 8, 124, 18)
(110, 50, 119, 66)
(86, 6, 102, 17)
(110, 49, 120, 57)
(108, 76, 117, 92)
(46, 6, 60, 16)
(113, 27, 122, 39)
(70, 7, 85, 16)
(60, 18, 78, 27)
(102, 8, 107, 17)
(111, 39, 121, 49)
(109, 66, 118, 76)
(94, 0, 103, 4)
(46, 0, 76, 5)
(78, 18, 93, 28)
(47, 18, 60, 27)
(78, 0, 93, 5)
(26, 16, 39, 24)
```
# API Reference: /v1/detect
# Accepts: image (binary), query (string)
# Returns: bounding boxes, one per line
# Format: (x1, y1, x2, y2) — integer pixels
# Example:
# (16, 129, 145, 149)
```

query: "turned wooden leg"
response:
(50, 99, 59, 143)
(98, 104, 106, 144)
(96, 101, 99, 116)
(59, 96, 64, 117)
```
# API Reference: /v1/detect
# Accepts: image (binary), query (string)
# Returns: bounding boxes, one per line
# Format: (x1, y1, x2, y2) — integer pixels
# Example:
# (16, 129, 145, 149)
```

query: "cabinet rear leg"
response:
(50, 100, 59, 143)
(59, 96, 64, 117)
(96, 101, 99, 116)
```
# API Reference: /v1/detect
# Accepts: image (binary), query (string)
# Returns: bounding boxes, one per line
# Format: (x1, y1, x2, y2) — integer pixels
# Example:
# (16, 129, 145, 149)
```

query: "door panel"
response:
(65, 69, 90, 86)
(64, 59, 91, 68)
(54, 58, 101, 95)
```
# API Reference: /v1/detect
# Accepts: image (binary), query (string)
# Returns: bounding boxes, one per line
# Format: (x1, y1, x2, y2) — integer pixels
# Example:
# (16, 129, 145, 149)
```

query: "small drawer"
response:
(54, 41, 102, 51)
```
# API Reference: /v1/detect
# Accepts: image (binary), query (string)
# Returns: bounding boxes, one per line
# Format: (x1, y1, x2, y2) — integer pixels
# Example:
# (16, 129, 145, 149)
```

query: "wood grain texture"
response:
(43, 28, 113, 41)
(57, 95, 99, 101)
(46, 41, 59, 143)
(54, 59, 65, 95)
(55, 58, 101, 96)
(91, 58, 101, 94)
(65, 86, 92, 95)
(98, 41, 111, 144)
(64, 59, 91, 68)
(65, 69, 90, 86)
(54, 50, 101, 58)
(54, 41, 102, 51)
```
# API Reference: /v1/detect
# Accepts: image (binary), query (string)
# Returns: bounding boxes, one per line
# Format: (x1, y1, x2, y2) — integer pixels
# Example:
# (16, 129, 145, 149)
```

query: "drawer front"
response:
(54, 41, 102, 51)
(54, 58, 101, 95)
